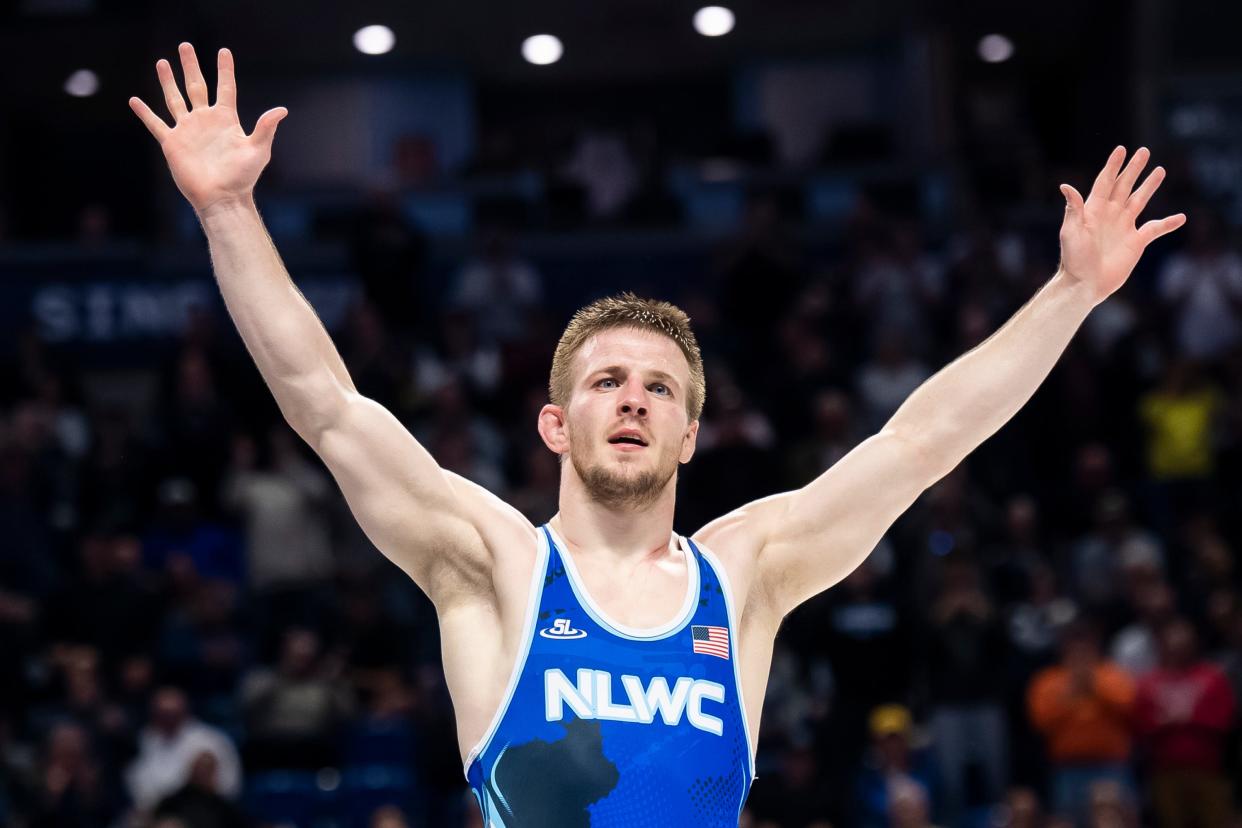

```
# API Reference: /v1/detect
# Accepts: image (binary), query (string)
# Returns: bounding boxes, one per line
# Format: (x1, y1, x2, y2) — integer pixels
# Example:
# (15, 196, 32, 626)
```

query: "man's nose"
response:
(618, 379, 648, 417)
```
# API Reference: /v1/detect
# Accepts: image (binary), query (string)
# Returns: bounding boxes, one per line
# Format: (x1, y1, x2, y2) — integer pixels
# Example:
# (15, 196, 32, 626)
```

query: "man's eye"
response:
(598, 378, 617, 388)
(651, 384, 669, 395)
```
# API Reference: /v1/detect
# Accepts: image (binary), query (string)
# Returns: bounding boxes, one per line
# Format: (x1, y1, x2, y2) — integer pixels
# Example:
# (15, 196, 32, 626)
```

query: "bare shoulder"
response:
(308, 391, 540, 619)
(691, 493, 789, 629)
(439, 471, 541, 612)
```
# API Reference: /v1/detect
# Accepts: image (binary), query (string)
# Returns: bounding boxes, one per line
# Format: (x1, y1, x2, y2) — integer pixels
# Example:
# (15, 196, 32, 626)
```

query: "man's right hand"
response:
(129, 43, 288, 217)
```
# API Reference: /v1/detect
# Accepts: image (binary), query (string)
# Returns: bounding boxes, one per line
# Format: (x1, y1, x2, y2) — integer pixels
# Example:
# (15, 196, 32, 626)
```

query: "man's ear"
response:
(538, 404, 570, 456)
(679, 419, 699, 464)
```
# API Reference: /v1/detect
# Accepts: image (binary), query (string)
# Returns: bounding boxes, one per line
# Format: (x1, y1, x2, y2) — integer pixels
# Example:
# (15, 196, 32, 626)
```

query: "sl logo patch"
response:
(539, 617, 588, 639)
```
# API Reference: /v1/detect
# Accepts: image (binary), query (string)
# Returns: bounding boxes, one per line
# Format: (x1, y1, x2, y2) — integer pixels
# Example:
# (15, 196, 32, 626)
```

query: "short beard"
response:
(571, 452, 677, 511)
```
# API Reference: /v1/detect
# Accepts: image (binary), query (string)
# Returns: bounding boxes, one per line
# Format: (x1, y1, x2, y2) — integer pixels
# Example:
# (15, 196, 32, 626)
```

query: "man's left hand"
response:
(1058, 145, 1187, 305)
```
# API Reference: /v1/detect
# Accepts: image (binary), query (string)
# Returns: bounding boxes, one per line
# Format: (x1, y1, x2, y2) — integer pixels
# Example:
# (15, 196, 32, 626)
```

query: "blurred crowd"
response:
(2, 173, 1242, 828)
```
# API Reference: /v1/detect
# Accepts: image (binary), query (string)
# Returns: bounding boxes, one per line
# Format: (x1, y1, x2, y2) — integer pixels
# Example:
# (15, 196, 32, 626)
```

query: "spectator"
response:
(1054, 443, 1119, 538)
(143, 478, 245, 586)
(923, 557, 1008, 823)
(889, 776, 941, 828)
(8, 396, 80, 534)
(370, 803, 412, 828)
(448, 226, 543, 344)
(113, 655, 157, 741)
(221, 427, 334, 649)
(157, 580, 249, 708)
(561, 128, 640, 221)
(3, 378, 89, 552)
(1157, 208, 1242, 361)
(787, 389, 862, 487)
(414, 377, 507, 493)
(993, 787, 1044, 828)
(1027, 623, 1136, 822)
(792, 554, 906, 807)
(1005, 563, 1076, 792)
(124, 687, 241, 812)
(1084, 779, 1137, 828)
(339, 301, 410, 411)
(1179, 513, 1237, 615)
(27, 646, 118, 758)
(986, 494, 1047, 606)
(767, 318, 845, 436)
(1138, 358, 1223, 529)
(153, 349, 236, 506)
(856, 704, 938, 828)
(1068, 492, 1163, 621)
(25, 721, 124, 828)
(851, 219, 945, 355)
(412, 310, 503, 404)
(46, 531, 162, 669)
(32, 373, 90, 462)
(1007, 563, 1076, 670)
(1202, 587, 1239, 658)
(1110, 580, 1176, 678)
(1139, 359, 1222, 483)
(153, 750, 253, 828)
(1134, 618, 1236, 828)
(240, 627, 354, 770)
(855, 329, 931, 432)
(79, 404, 155, 532)
(909, 467, 997, 573)
(680, 380, 779, 528)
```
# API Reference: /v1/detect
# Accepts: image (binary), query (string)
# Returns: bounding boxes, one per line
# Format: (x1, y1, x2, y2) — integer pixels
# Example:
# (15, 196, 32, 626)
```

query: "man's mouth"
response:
(607, 430, 648, 447)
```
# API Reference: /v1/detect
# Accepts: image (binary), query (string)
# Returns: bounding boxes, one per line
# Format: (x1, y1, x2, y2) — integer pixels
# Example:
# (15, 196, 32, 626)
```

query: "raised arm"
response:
(129, 43, 529, 601)
(701, 146, 1186, 617)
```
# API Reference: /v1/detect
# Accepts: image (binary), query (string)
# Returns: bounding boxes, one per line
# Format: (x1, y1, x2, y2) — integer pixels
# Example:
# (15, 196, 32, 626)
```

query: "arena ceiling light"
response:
(64, 69, 99, 97)
(354, 24, 396, 56)
(977, 33, 1014, 63)
(522, 34, 564, 66)
(693, 6, 735, 37)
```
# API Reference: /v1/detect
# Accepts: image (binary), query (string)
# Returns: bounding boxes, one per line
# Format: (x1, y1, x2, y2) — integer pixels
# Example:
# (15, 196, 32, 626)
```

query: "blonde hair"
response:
(549, 292, 706, 421)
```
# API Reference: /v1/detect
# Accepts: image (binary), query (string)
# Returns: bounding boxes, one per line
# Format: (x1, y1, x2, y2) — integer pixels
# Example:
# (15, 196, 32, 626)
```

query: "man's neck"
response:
(552, 477, 679, 565)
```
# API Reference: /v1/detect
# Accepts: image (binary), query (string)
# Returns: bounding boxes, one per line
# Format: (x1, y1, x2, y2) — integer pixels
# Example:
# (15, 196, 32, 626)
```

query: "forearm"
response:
(198, 197, 356, 435)
(887, 269, 1098, 479)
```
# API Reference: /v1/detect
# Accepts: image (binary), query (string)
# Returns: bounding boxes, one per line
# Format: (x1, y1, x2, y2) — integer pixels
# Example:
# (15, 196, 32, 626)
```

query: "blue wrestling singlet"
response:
(464, 524, 757, 827)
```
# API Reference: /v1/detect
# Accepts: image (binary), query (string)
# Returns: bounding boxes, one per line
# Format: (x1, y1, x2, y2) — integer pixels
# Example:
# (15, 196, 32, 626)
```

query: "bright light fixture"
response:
(65, 69, 99, 97)
(977, 33, 1014, 63)
(522, 34, 564, 65)
(354, 24, 396, 56)
(693, 6, 735, 37)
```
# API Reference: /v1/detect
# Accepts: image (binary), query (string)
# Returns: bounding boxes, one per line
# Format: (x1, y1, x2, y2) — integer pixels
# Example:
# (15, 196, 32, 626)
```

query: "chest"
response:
(560, 552, 695, 632)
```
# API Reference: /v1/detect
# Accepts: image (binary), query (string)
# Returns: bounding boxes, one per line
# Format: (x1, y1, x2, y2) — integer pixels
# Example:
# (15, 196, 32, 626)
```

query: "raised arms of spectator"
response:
(129, 44, 519, 602)
(709, 147, 1187, 617)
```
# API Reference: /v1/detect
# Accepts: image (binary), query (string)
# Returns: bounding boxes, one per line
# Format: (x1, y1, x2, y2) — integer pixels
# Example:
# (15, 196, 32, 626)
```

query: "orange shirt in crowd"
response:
(1027, 662, 1136, 764)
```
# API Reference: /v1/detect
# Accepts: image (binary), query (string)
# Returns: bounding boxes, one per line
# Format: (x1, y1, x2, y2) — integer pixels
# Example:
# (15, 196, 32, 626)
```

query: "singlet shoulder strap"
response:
(685, 535, 757, 781)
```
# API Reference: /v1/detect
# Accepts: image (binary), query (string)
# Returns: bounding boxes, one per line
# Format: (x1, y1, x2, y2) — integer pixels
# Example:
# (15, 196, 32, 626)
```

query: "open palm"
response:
(1058, 146, 1186, 305)
(129, 43, 288, 216)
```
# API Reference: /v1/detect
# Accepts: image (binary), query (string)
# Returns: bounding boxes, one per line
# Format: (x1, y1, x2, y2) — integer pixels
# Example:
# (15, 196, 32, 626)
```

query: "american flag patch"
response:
(692, 625, 730, 659)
